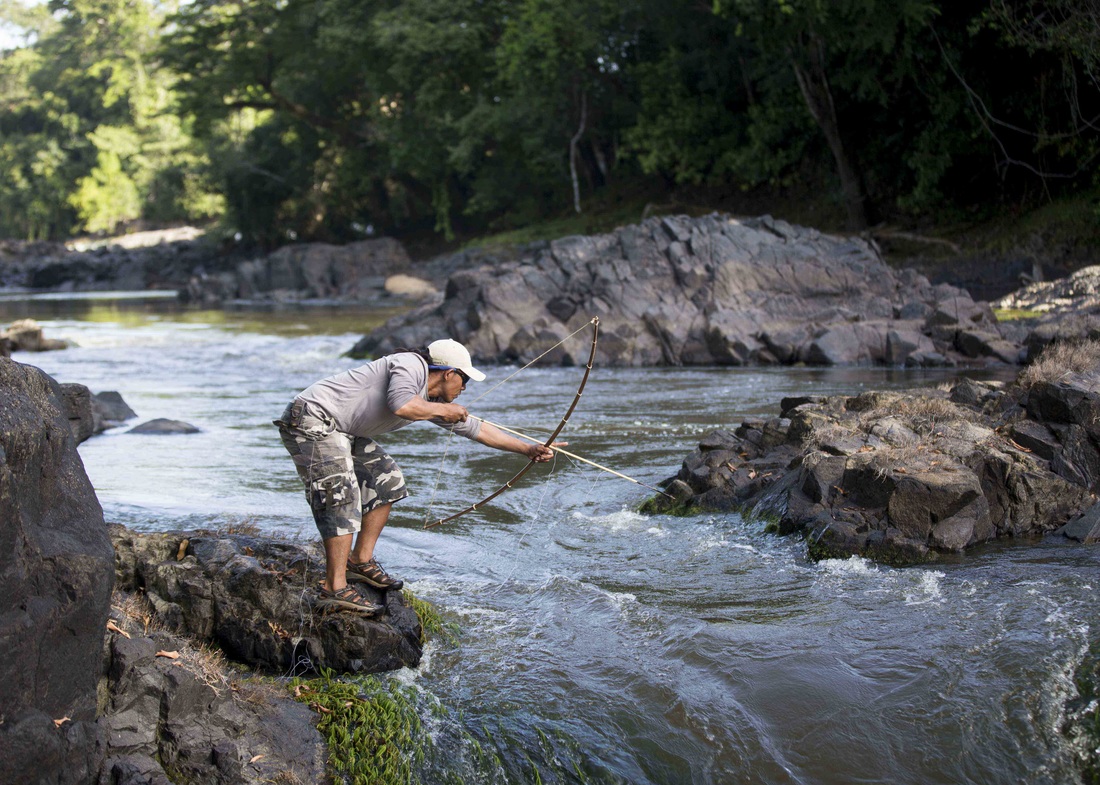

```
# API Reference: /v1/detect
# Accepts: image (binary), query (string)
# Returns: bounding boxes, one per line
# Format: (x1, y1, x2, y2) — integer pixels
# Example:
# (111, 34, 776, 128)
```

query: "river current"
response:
(5, 293, 1098, 785)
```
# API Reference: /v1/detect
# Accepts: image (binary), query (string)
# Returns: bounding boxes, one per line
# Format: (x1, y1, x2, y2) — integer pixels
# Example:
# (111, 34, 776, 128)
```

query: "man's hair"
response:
(389, 346, 432, 364)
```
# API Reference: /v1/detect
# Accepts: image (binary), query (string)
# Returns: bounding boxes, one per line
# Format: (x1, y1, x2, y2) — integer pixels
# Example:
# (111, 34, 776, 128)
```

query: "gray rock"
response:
(94, 391, 137, 426)
(128, 418, 200, 435)
(0, 359, 114, 785)
(98, 622, 326, 785)
(1057, 502, 1100, 543)
(651, 381, 1097, 564)
(348, 214, 1019, 367)
(110, 526, 422, 675)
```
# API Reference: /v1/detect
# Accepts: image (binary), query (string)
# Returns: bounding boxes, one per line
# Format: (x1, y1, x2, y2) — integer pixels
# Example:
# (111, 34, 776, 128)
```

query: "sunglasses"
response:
(431, 365, 470, 384)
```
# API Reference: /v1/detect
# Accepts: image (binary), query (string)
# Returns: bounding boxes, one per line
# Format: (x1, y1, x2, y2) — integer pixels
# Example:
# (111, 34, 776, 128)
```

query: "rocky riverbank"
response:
(351, 214, 1026, 368)
(645, 340, 1100, 564)
(0, 357, 430, 785)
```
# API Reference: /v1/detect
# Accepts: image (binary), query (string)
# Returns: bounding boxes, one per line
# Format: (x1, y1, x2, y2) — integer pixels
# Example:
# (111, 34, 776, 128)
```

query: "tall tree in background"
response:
(0, 0, 218, 238)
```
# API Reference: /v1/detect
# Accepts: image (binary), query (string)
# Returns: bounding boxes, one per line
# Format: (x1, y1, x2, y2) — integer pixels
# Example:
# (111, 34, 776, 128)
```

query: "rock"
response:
(183, 238, 412, 304)
(1057, 502, 1100, 543)
(128, 418, 200, 435)
(385, 273, 438, 300)
(98, 619, 326, 785)
(348, 214, 1020, 367)
(60, 382, 97, 443)
(110, 526, 423, 675)
(0, 359, 114, 785)
(93, 391, 137, 431)
(2, 318, 70, 351)
(652, 381, 1098, 564)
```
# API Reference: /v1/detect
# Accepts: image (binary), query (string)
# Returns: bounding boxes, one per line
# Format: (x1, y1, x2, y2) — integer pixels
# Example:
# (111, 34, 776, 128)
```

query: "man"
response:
(276, 338, 555, 614)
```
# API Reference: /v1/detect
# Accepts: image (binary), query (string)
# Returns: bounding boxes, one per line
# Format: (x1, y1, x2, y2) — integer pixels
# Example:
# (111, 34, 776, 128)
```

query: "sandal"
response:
(347, 557, 404, 591)
(316, 585, 383, 615)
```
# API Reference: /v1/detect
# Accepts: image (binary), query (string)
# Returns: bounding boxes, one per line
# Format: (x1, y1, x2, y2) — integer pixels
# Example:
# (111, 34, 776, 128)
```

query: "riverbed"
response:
(6, 294, 1097, 785)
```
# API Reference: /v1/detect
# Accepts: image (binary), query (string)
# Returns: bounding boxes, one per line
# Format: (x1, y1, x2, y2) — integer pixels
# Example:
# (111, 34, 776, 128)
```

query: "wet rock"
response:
(349, 214, 1019, 367)
(652, 376, 1099, 565)
(1057, 502, 1100, 543)
(110, 526, 423, 675)
(2, 318, 70, 351)
(0, 359, 114, 784)
(93, 391, 137, 431)
(128, 418, 200, 435)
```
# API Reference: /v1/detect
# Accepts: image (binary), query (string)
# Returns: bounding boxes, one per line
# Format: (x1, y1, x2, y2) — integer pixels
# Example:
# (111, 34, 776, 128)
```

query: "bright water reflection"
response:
(6, 296, 1096, 785)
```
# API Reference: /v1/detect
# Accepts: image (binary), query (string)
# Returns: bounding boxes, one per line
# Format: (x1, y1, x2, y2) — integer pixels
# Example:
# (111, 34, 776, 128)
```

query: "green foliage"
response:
(0, 0, 220, 239)
(5, 0, 1100, 242)
(401, 589, 455, 644)
(290, 669, 426, 785)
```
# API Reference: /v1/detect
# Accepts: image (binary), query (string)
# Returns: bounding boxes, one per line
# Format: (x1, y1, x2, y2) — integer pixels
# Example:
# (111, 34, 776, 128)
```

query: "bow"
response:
(424, 316, 600, 529)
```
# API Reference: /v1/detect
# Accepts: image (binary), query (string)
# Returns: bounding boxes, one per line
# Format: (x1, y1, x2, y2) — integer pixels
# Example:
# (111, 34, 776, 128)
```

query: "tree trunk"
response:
(569, 89, 588, 214)
(789, 34, 868, 230)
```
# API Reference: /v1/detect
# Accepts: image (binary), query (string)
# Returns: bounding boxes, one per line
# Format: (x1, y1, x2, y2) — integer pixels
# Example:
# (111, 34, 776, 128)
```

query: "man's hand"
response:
(525, 441, 566, 463)
(434, 403, 469, 423)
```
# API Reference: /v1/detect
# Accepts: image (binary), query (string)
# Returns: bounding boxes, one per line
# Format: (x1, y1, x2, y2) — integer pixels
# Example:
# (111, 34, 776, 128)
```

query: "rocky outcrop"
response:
(994, 265, 1100, 358)
(0, 359, 115, 785)
(646, 371, 1099, 564)
(99, 605, 326, 785)
(110, 526, 423, 675)
(349, 214, 1021, 368)
(179, 238, 412, 305)
(1, 232, 415, 304)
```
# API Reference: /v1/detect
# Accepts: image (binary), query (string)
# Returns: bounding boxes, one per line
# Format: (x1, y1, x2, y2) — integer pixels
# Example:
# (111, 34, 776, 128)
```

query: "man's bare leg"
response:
(350, 502, 392, 565)
(323, 533, 353, 592)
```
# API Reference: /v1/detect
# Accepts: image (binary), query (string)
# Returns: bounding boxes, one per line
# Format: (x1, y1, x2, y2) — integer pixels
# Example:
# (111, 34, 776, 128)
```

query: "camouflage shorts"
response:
(276, 399, 409, 539)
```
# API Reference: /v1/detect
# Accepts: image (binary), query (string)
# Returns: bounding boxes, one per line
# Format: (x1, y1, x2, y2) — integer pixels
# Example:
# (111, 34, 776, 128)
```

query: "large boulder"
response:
(349, 214, 1018, 368)
(0, 359, 115, 785)
(98, 611, 326, 785)
(110, 526, 423, 675)
(646, 378, 1098, 564)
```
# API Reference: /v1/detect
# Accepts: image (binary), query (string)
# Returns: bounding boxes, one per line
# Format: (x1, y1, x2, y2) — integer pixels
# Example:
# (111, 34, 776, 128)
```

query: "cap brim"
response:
(465, 367, 486, 382)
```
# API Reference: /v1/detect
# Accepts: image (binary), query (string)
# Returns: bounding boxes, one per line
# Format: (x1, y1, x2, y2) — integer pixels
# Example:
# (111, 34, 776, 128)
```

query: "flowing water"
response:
(5, 293, 1098, 785)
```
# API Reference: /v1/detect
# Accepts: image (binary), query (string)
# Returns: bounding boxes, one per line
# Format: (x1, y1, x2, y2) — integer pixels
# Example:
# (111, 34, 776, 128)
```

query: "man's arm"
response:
(474, 421, 559, 462)
(393, 397, 468, 423)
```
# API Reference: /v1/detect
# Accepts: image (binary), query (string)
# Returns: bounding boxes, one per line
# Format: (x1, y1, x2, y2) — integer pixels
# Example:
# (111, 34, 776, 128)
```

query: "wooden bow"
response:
(424, 316, 600, 529)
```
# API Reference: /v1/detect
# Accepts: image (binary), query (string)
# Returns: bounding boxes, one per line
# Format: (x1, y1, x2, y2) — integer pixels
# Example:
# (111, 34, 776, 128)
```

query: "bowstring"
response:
(465, 318, 597, 406)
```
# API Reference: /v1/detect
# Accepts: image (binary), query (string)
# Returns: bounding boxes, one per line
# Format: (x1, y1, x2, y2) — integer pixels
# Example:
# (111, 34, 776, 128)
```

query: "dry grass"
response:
(1018, 338, 1100, 389)
(109, 590, 230, 696)
(112, 591, 162, 636)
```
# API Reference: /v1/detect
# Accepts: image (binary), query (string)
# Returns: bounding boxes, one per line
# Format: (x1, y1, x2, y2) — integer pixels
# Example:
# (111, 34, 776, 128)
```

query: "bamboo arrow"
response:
(473, 416, 674, 499)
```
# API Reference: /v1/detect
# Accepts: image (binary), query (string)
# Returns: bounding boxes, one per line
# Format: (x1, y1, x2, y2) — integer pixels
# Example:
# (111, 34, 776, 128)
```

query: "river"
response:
(5, 293, 1097, 785)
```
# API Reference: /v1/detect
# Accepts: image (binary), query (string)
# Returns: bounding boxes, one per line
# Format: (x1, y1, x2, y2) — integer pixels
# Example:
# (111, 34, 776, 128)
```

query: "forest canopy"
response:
(1, 0, 1098, 244)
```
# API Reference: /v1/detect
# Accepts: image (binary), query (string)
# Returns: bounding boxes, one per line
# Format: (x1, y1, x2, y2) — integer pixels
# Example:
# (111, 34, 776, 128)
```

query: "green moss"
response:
(290, 668, 427, 785)
(637, 494, 697, 516)
(992, 307, 1043, 322)
(401, 589, 455, 644)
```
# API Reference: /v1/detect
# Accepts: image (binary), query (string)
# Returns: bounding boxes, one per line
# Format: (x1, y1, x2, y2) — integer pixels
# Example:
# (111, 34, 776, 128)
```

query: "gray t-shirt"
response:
(297, 353, 482, 440)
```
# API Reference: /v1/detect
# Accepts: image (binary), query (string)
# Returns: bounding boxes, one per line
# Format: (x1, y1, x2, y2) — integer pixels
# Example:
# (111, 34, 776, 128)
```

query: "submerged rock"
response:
(129, 418, 200, 434)
(647, 370, 1100, 564)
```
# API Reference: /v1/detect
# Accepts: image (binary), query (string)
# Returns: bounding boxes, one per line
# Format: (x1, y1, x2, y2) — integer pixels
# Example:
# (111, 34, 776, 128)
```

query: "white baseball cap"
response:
(427, 338, 486, 382)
